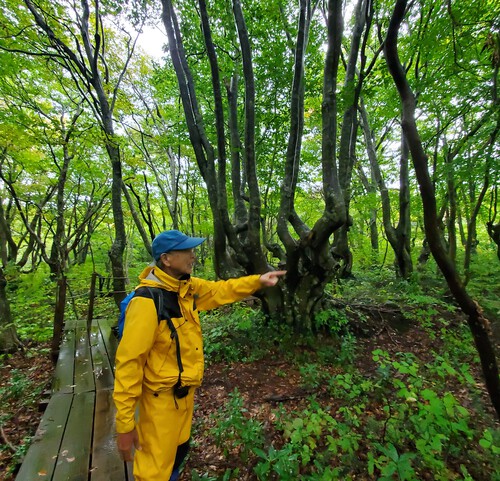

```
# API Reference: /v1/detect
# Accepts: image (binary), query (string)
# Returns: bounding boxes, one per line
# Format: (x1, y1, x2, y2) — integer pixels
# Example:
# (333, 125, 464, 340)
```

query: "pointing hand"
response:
(259, 270, 287, 287)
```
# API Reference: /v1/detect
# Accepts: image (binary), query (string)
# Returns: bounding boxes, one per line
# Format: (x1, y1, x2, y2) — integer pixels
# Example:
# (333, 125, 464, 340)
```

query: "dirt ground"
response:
(181, 318, 498, 480)
(0, 342, 53, 481)
(0, 312, 498, 481)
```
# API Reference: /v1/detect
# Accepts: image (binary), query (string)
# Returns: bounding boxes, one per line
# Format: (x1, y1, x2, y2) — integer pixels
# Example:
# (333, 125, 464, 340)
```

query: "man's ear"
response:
(160, 253, 171, 267)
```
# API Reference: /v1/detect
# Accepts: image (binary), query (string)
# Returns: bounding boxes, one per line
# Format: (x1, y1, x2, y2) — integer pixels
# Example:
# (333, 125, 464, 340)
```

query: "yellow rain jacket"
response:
(113, 265, 262, 434)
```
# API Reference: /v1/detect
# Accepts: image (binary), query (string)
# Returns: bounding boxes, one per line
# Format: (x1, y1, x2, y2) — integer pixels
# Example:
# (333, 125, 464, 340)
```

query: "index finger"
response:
(272, 270, 287, 276)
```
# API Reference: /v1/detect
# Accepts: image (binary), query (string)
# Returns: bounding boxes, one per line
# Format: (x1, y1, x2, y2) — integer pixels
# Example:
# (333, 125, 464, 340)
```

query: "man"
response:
(113, 230, 286, 481)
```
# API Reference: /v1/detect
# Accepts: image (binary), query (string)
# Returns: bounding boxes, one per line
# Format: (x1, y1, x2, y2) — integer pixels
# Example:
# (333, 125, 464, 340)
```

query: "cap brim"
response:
(173, 237, 206, 250)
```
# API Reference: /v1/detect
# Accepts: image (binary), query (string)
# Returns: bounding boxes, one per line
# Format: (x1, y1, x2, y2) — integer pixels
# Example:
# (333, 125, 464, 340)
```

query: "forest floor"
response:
(182, 310, 498, 481)
(0, 341, 53, 481)
(0, 306, 498, 481)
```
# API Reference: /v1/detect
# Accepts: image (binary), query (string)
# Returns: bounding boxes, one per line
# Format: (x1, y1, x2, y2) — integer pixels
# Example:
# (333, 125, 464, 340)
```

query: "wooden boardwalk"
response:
(15, 318, 133, 481)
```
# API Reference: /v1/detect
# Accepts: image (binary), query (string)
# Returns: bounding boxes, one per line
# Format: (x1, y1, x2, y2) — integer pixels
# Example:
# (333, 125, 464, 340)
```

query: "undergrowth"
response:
(192, 286, 499, 481)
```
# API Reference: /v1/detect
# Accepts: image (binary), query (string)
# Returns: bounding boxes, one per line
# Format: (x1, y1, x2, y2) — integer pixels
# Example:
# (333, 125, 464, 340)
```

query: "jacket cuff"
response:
(116, 419, 136, 434)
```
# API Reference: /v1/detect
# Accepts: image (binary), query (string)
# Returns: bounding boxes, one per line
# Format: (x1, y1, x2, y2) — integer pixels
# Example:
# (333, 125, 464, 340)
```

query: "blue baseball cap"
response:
(152, 230, 206, 261)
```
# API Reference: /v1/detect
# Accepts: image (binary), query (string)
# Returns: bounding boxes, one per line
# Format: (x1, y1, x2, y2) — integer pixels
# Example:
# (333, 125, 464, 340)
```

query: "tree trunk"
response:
(464, 124, 498, 283)
(487, 222, 500, 261)
(51, 275, 67, 362)
(122, 181, 153, 257)
(22, 0, 129, 306)
(334, 0, 367, 278)
(107, 145, 127, 306)
(0, 199, 18, 265)
(161, 0, 239, 279)
(48, 110, 81, 278)
(0, 267, 21, 353)
(385, 0, 500, 419)
(277, 0, 347, 327)
(464, 175, 490, 285)
(360, 100, 412, 278)
(445, 147, 458, 263)
(226, 75, 248, 228)
(395, 133, 412, 278)
(356, 163, 379, 252)
(232, 0, 270, 274)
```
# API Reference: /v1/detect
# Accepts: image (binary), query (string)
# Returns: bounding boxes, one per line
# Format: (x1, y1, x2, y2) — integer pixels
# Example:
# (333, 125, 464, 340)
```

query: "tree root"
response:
(0, 423, 17, 453)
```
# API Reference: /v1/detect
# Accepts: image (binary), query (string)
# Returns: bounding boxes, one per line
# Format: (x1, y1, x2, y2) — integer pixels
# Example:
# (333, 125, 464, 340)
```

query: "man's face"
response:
(161, 248, 196, 278)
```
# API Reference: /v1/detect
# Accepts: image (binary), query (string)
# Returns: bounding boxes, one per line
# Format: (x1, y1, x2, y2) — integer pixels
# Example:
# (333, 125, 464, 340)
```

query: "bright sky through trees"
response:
(137, 23, 167, 60)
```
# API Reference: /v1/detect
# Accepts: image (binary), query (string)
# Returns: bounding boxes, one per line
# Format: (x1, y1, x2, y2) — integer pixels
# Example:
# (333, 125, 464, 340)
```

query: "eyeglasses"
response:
(162, 248, 195, 256)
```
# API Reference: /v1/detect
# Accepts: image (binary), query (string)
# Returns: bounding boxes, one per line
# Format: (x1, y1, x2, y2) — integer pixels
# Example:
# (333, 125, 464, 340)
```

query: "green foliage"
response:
(367, 349, 485, 479)
(367, 443, 417, 481)
(0, 368, 43, 406)
(313, 309, 358, 364)
(479, 428, 500, 456)
(210, 389, 265, 464)
(253, 444, 301, 480)
(0, 364, 48, 475)
(201, 304, 294, 365)
(194, 302, 498, 480)
(6, 265, 54, 342)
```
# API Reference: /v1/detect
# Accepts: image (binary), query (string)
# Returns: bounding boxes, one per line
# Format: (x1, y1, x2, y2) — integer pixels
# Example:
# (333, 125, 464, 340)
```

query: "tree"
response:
(159, 0, 355, 328)
(384, 0, 500, 419)
(2, 0, 148, 306)
(0, 266, 21, 353)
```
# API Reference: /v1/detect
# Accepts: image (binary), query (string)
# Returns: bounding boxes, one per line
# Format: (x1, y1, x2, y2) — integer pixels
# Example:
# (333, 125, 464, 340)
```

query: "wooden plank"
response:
(90, 389, 128, 481)
(90, 322, 115, 391)
(63, 319, 78, 329)
(52, 328, 76, 394)
(74, 324, 95, 394)
(51, 391, 95, 481)
(15, 393, 72, 481)
(126, 461, 134, 480)
(97, 317, 119, 370)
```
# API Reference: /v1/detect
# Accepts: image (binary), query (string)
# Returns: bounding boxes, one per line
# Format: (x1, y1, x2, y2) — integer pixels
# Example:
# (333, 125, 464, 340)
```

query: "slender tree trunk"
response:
(232, 0, 269, 274)
(226, 75, 248, 228)
(445, 148, 458, 263)
(122, 182, 152, 257)
(22, 0, 128, 306)
(51, 275, 67, 362)
(334, 0, 367, 278)
(360, 101, 411, 278)
(0, 267, 21, 353)
(356, 163, 379, 252)
(161, 0, 239, 278)
(107, 144, 127, 305)
(385, 0, 500, 419)
(0, 200, 17, 264)
(48, 110, 81, 278)
(395, 133, 412, 278)
(487, 221, 500, 260)
(464, 174, 490, 285)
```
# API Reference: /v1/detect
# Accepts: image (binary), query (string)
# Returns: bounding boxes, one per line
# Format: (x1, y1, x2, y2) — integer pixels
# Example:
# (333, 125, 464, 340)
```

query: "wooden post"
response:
(51, 275, 67, 363)
(87, 272, 98, 331)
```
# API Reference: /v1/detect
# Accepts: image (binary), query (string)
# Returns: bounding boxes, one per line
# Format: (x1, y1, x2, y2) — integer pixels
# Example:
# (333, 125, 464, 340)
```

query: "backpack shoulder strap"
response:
(141, 286, 184, 377)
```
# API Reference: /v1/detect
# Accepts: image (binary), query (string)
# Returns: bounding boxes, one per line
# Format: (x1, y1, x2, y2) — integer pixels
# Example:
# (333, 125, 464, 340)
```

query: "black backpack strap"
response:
(145, 287, 184, 387)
